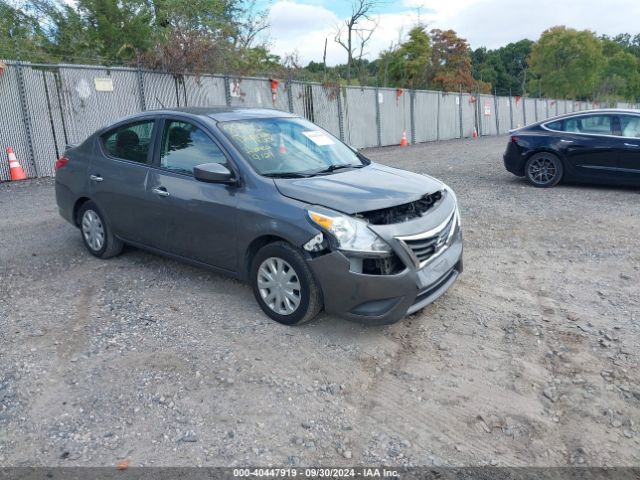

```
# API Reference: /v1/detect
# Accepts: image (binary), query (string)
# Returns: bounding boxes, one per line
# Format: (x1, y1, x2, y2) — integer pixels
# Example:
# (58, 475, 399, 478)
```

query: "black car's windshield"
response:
(218, 117, 366, 176)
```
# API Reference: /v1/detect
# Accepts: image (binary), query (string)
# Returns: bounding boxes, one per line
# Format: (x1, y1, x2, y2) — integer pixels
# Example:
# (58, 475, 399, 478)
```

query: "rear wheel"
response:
(78, 201, 123, 259)
(525, 152, 563, 188)
(250, 241, 323, 325)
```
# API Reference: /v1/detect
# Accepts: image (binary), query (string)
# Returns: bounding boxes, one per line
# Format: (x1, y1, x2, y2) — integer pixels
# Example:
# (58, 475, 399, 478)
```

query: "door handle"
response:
(560, 139, 574, 143)
(624, 143, 639, 147)
(89, 174, 103, 182)
(152, 187, 170, 198)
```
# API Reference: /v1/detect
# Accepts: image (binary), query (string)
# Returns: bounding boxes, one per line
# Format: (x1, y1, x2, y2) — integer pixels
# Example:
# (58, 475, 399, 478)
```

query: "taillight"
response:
(510, 135, 519, 143)
(55, 157, 69, 170)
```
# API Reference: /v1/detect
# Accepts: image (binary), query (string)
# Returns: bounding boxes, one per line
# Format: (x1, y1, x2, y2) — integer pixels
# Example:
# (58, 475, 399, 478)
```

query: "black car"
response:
(503, 109, 640, 187)
(55, 107, 462, 325)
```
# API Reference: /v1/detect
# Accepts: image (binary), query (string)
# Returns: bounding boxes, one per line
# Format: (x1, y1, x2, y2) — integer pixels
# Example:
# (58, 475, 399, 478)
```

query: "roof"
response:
(144, 107, 298, 122)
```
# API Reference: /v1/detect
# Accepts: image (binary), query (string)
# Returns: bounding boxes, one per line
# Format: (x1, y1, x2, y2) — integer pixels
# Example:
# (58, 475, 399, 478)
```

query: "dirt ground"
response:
(0, 136, 639, 467)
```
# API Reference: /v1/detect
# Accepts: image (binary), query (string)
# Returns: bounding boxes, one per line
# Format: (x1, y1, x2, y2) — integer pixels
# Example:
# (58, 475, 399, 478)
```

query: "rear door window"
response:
(159, 120, 227, 175)
(619, 115, 640, 138)
(102, 120, 155, 163)
(563, 115, 613, 135)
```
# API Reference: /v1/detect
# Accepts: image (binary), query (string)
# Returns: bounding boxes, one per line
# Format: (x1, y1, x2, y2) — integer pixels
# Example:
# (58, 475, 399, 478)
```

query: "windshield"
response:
(218, 117, 366, 177)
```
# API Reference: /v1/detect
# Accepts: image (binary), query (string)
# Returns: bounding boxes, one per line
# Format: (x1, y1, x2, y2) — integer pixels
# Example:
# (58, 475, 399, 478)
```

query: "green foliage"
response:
(3, 1, 640, 102)
(389, 26, 431, 89)
(0, 1, 53, 62)
(529, 26, 605, 99)
(471, 39, 533, 95)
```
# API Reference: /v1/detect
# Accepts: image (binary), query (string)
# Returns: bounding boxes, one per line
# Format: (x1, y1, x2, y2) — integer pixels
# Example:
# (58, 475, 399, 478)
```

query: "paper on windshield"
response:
(302, 130, 335, 146)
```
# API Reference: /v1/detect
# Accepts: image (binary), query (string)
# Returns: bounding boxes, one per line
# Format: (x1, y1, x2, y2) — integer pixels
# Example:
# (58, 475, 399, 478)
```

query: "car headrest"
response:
(116, 130, 140, 150)
(168, 126, 190, 150)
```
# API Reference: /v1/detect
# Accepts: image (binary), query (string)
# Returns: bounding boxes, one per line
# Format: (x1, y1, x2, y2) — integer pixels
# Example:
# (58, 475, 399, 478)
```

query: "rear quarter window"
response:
(101, 120, 155, 163)
(544, 120, 563, 131)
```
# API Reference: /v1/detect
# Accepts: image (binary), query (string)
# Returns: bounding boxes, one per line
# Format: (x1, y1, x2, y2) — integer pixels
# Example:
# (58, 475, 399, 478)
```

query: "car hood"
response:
(273, 163, 444, 214)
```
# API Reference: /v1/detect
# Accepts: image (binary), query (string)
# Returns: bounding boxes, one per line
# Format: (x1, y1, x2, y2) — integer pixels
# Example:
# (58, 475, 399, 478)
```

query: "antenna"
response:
(156, 96, 166, 109)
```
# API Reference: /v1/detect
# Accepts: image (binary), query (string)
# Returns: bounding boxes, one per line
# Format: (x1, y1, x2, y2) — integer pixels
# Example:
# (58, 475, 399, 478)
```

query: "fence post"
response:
(15, 60, 38, 176)
(136, 66, 146, 111)
(494, 91, 500, 135)
(458, 87, 463, 139)
(523, 97, 527, 125)
(409, 89, 416, 144)
(374, 86, 382, 147)
(286, 79, 294, 113)
(436, 91, 441, 141)
(509, 90, 514, 129)
(41, 70, 60, 160)
(476, 93, 482, 137)
(545, 99, 549, 119)
(336, 86, 345, 142)
(223, 75, 232, 107)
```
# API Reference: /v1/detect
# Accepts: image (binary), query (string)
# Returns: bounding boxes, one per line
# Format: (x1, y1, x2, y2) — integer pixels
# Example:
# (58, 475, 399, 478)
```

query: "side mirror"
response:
(194, 163, 235, 184)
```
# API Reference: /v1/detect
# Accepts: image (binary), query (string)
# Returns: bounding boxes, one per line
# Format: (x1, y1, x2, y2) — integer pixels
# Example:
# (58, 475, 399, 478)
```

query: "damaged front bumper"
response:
(307, 227, 463, 325)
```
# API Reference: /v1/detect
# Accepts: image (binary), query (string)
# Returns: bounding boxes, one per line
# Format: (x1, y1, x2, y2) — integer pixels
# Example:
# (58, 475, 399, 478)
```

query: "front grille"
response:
(397, 211, 456, 268)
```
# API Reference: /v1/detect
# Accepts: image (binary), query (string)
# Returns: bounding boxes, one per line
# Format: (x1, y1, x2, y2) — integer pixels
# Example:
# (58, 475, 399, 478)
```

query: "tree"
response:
(0, 1, 53, 62)
(428, 29, 477, 92)
(471, 39, 533, 95)
(390, 25, 431, 89)
(334, 0, 383, 84)
(529, 26, 605, 99)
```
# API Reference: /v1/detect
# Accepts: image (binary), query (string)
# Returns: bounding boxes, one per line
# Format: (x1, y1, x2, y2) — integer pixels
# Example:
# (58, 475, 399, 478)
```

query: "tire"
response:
(78, 201, 123, 259)
(250, 241, 323, 325)
(525, 152, 563, 188)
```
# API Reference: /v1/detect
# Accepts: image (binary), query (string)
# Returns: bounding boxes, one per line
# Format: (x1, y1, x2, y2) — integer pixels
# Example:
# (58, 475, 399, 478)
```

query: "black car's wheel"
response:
(78, 201, 123, 259)
(250, 241, 323, 325)
(525, 152, 563, 188)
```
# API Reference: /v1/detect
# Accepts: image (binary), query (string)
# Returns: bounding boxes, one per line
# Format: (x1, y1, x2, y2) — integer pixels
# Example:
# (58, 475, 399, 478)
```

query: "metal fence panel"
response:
(461, 94, 476, 137)
(438, 92, 460, 140)
(478, 94, 497, 136)
(183, 74, 227, 107)
(59, 66, 143, 144)
(523, 98, 536, 124)
(496, 96, 512, 133)
(413, 91, 439, 142)
(379, 88, 411, 146)
(0, 65, 33, 180)
(535, 99, 547, 122)
(290, 82, 308, 117)
(143, 71, 179, 110)
(343, 87, 377, 148)
(22, 67, 60, 177)
(511, 97, 525, 128)
(309, 84, 341, 139)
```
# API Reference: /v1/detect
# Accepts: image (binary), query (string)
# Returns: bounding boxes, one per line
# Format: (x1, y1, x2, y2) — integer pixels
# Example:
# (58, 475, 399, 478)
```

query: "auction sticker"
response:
(302, 130, 335, 146)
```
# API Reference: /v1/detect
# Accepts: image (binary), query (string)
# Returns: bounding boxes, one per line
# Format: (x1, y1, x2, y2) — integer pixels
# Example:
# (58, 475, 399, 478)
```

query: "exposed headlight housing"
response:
(443, 183, 461, 228)
(306, 207, 391, 255)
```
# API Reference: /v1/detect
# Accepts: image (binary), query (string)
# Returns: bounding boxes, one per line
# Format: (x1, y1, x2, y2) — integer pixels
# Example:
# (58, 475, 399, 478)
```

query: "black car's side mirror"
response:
(194, 163, 236, 184)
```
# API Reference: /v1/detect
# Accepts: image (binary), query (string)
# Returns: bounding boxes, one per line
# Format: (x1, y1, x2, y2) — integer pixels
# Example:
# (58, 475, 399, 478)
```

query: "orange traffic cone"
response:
(472, 127, 478, 139)
(278, 134, 287, 154)
(6, 147, 27, 181)
(399, 129, 408, 147)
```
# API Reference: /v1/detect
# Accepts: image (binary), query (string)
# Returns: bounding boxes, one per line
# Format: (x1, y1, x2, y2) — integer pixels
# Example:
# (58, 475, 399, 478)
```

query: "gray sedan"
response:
(55, 108, 463, 325)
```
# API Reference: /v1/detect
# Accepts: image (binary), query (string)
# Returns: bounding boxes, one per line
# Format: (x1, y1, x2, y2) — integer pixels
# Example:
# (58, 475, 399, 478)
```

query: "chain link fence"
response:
(1, 60, 638, 181)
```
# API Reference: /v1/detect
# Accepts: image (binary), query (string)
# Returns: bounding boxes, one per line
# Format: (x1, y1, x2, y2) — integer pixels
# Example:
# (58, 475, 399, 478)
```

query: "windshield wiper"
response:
(314, 164, 363, 174)
(262, 172, 314, 178)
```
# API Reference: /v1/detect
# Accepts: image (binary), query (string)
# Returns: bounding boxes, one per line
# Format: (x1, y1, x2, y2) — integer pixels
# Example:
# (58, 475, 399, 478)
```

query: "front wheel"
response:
(525, 152, 563, 188)
(250, 241, 323, 325)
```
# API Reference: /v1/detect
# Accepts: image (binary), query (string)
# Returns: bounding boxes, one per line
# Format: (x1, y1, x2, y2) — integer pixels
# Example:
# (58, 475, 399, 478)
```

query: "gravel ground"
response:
(0, 135, 639, 468)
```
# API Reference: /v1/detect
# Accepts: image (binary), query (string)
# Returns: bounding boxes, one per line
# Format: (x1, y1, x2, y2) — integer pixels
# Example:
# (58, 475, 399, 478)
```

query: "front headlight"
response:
(307, 207, 391, 255)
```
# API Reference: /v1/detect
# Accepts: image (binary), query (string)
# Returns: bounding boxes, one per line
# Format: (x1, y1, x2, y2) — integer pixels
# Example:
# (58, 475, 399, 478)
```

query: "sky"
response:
(263, 0, 640, 66)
